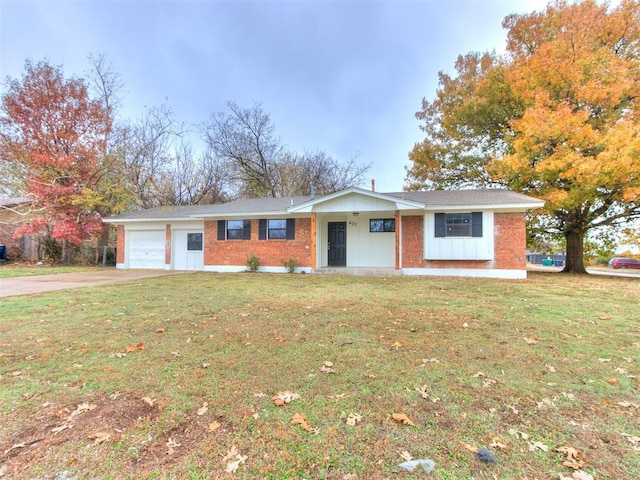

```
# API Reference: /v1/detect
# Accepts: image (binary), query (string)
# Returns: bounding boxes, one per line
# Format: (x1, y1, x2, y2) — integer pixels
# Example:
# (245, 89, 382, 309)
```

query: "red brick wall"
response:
(204, 218, 312, 268)
(116, 225, 125, 264)
(401, 212, 526, 270)
(493, 212, 526, 269)
(165, 225, 171, 265)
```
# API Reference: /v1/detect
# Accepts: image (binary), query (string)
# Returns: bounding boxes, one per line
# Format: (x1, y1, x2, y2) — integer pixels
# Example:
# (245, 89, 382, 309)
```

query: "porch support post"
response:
(395, 210, 400, 270)
(310, 212, 317, 269)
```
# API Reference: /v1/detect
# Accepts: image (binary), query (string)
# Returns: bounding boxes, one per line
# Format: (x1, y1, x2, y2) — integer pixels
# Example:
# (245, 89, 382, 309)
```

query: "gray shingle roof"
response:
(104, 189, 542, 222)
(388, 189, 542, 206)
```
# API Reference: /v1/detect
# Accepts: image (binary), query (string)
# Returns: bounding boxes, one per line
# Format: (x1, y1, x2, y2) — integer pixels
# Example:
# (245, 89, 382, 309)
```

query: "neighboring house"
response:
(0, 197, 39, 260)
(103, 187, 544, 279)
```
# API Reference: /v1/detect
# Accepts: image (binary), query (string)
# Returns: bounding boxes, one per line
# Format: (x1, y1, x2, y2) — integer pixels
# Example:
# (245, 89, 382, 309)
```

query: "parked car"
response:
(608, 257, 640, 269)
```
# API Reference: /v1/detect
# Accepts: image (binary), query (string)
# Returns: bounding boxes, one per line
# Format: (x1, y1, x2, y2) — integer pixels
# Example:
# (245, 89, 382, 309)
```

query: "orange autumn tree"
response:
(1, 60, 111, 261)
(406, 0, 640, 274)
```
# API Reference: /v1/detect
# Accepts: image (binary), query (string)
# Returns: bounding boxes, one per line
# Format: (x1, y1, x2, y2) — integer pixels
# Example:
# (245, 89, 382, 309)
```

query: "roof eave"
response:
(423, 201, 545, 212)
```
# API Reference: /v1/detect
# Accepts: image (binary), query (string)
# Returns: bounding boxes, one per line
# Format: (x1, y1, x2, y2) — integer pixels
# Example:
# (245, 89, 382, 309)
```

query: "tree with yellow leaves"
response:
(407, 0, 640, 273)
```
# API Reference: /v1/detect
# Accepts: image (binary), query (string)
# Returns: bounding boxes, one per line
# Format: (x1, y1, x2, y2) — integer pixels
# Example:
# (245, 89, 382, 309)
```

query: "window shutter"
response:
(286, 219, 295, 240)
(259, 219, 267, 240)
(434, 213, 445, 237)
(471, 212, 483, 237)
(242, 219, 252, 240)
(217, 220, 226, 240)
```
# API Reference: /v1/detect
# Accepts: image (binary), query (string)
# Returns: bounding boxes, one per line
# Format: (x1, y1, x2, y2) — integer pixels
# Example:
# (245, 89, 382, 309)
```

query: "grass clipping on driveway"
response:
(0, 272, 638, 479)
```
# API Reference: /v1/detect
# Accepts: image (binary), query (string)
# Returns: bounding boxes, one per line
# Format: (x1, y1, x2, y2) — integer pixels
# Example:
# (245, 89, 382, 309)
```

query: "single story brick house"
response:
(103, 187, 544, 279)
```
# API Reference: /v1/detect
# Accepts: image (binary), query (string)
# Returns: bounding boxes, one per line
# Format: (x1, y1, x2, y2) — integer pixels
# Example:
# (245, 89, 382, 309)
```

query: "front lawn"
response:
(0, 273, 638, 479)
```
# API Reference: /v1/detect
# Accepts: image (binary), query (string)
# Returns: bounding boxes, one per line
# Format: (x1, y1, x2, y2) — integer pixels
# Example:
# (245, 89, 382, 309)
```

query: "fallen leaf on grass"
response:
(598, 358, 612, 362)
(272, 391, 300, 406)
(617, 401, 640, 408)
(166, 437, 180, 455)
(528, 441, 549, 452)
(89, 431, 111, 444)
(208, 421, 221, 432)
(460, 441, 478, 453)
(607, 378, 620, 386)
(489, 437, 508, 450)
(290, 412, 312, 432)
(320, 361, 335, 373)
(508, 428, 529, 440)
(141, 397, 157, 407)
(546, 364, 557, 372)
(345, 412, 362, 426)
(125, 342, 144, 352)
(225, 454, 248, 474)
(554, 446, 587, 469)
(155, 328, 165, 333)
(70, 402, 97, 418)
(392, 413, 415, 426)
(523, 336, 539, 345)
(197, 402, 208, 416)
(415, 385, 429, 400)
(400, 450, 413, 461)
(621, 433, 640, 450)
(560, 471, 594, 480)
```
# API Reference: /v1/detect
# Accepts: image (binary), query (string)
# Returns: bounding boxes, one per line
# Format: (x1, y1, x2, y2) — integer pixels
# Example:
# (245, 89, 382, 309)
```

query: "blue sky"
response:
(0, 0, 546, 193)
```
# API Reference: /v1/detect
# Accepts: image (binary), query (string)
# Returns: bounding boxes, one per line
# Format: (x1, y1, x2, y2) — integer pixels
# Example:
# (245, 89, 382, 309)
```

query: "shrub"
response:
(281, 258, 298, 273)
(246, 254, 260, 272)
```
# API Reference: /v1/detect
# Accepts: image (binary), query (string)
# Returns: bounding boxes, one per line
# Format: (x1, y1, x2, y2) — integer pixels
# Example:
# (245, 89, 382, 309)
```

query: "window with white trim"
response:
(435, 212, 482, 237)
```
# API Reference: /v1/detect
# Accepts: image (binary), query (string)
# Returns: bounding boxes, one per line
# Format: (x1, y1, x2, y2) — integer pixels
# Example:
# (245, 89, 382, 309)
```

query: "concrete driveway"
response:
(0, 269, 182, 298)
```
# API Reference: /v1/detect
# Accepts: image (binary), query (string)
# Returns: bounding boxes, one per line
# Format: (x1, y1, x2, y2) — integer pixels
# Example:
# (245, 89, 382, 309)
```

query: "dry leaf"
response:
(197, 402, 208, 416)
(546, 364, 557, 372)
(391, 413, 415, 426)
(225, 454, 248, 473)
(555, 446, 587, 470)
(166, 437, 180, 455)
(528, 441, 549, 452)
(400, 450, 413, 461)
(155, 328, 165, 333)
(523, 336, 538, 345)
(70, 402, 96, 418)
(617, 401, 640, 408)
(391, 341, 402, 349)
(3, 442, 26, 455)
(346, 412, 362, 426)
(415, 385, 429, 400)
(208, 421, 221, 432)
(320, 361, 335, 373)
(89, 431, 111, 444)
(508, 428, 529, 440)
(621, 432, 640, 449)
(141, 397, 157, 407)
(290, 412, 312, 432)
(607, 377, 619, 386)
(489, 438, 508, 450)
(125, 342, 144, 352)
(460, 441, 478, 453)
(272, 391, 300, 406)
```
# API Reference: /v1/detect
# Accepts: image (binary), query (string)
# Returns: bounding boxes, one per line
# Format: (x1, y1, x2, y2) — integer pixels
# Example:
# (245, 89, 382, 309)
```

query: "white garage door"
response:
(128, 230, 165, 269)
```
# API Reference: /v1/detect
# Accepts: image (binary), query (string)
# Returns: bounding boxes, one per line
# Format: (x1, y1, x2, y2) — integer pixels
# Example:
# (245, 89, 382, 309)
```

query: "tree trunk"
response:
(562, 230, 588, 274)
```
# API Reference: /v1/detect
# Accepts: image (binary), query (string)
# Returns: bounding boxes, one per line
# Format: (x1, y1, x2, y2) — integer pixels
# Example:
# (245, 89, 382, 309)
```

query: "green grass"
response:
(0, 272, 639, 479)
(0, 264, 99, 278)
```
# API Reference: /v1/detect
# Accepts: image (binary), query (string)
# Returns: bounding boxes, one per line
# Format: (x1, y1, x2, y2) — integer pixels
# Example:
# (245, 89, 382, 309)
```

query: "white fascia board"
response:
(423, 201, 544, 212)
(288, 187, 425, 213)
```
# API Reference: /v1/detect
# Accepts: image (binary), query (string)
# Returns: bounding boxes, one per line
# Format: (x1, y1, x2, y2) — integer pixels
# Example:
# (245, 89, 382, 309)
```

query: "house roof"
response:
(0, 197, 31, 207)
(103, 188, 544, 223)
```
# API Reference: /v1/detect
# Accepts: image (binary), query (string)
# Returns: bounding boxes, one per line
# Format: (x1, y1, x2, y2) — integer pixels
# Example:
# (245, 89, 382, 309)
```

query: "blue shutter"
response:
(217, 220, 226, 240)
(434, 213, 445, 237)
(286, 219, 295, 240)
(259, 219, 267, 240)
(471, 212, 483, 237)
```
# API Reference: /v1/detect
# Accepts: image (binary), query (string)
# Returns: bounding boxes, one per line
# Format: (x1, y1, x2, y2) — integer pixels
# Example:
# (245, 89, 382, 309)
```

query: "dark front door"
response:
(328, 222, 346, 266)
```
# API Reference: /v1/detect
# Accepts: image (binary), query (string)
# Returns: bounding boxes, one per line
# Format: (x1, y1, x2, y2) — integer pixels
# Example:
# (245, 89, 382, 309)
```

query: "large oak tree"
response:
(406, 0, 640, 273)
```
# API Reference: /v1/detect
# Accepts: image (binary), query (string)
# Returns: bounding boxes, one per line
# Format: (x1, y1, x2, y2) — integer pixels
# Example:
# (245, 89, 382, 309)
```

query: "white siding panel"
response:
(424, 211, 494, 260)
(314, 193, 397, 213)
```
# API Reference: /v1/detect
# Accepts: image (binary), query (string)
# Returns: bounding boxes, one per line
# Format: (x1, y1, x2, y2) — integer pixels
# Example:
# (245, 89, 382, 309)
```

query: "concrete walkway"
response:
(0, 269, 182, 298)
